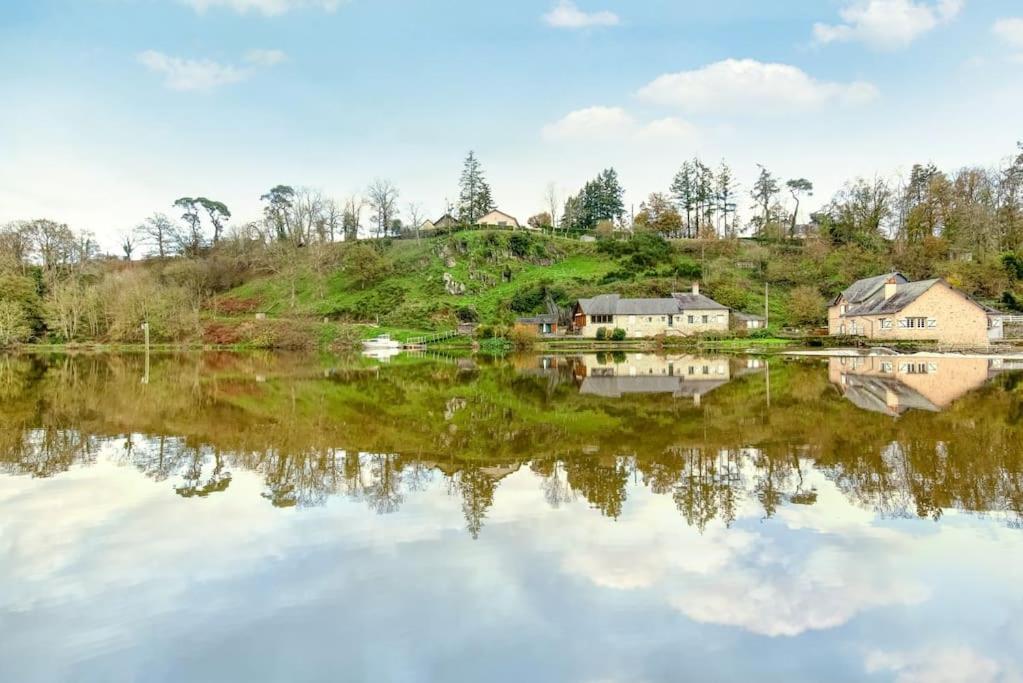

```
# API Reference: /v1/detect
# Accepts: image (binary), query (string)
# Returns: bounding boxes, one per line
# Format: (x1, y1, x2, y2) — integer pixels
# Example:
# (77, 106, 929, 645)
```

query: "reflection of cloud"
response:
(865, 646, 1018, 683)
(559, 466, 929, 637)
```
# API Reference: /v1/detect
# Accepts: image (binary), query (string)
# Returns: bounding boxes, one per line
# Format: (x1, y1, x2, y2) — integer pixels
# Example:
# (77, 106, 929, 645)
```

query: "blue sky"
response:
(1, 0, 1022, 246)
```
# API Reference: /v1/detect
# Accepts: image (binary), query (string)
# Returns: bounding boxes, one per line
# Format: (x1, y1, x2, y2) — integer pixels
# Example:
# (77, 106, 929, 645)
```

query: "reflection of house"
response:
(571, 283, 729, 338)
(574, 353, 733, 402)
(828, 355, 1003, 416)
(828, 272, 1005, 345)
(477, 209, 521, 229)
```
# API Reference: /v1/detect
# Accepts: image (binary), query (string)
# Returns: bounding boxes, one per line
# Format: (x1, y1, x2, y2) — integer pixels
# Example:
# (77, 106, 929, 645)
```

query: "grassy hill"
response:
(207, 227, 1017, 345)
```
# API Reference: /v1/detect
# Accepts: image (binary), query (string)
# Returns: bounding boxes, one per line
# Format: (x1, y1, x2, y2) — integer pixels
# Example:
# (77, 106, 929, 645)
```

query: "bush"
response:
(456, 305, 479, 323)
(509, 232, 532, 258)
(595, 327, 609, 341)
(0, 300, 31, 346)
(509, 326, 538, 350)
(786, 285, 827, 326)
(611, 327, 627, 341)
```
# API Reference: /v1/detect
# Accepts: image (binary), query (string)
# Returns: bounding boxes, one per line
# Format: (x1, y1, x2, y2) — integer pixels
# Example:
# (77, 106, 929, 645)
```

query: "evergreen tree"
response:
(751, 165, 781, 235)
(716, 161, 738, 237)
(670, 161, 696, 237)
(457, 151, 496, 224)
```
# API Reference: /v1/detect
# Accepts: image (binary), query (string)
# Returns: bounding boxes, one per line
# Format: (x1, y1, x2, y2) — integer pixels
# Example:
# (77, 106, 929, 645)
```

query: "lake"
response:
(1, 351, 1022, 682)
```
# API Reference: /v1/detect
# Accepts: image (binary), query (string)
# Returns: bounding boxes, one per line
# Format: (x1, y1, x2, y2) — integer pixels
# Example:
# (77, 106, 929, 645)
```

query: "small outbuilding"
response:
(477, 210, 521, 229)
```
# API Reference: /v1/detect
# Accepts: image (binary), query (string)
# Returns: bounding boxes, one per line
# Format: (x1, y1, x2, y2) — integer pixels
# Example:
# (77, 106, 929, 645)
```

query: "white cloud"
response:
(813, 0, 964, 50)
(994, 17, 1023, 48)
(245, 48, 289, 66)
(542, 1, 619, 29)
(138, 49, 286, 91)
(182, 0, 341, 16)
(137, 51, 247, 91)
(637, 59, 879, 115)
(993, 17, 1023, 63)
(541, 106, 697, 143)
(864, 646, 1016, 683)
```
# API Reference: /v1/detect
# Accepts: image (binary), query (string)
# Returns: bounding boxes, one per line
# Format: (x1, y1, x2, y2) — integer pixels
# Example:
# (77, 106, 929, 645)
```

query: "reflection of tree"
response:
(565, 456, 630, 519)
(175, 448, 232, 499)
(457, 465, 496, 539)
(1, 353, 1022, 534)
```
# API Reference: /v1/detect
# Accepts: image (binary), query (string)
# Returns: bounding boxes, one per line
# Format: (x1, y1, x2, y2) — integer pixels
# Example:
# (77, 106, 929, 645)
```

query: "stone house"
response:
(476, 210, 521, 229)
(828, 273, 1005, 346)
(571, 283, 729, 338)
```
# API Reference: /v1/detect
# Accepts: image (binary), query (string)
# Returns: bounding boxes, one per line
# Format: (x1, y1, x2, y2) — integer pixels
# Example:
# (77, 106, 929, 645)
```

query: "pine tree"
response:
(716, 161, 737, 237)
(671, 161, 696, 237)
(457, 151, 496, 224)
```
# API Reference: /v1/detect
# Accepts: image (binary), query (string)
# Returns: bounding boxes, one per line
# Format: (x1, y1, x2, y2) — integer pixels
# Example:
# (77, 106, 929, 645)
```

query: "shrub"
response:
(0, 300, 31, 346)
(509, 232, 532, 258)
(456, 305, 479, 323)
(509, 326, 538, 350)
(611, 327, 626, 341)
(786, 285, 827, 326)
(595, 327, 608, 341)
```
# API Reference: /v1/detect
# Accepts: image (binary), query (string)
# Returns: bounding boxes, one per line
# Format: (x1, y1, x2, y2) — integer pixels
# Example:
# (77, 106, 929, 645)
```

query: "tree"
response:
(820, 177, 893, 247)
(195, 197, 231, 244)
(367, 180, 400, 238)
(343, 242, 389, 288)
(0, 300, 31, 346)
(786, 178, 814, 237)
(634, 193, 683, 237)
(135, 213, 174, 258)
(173, 197, 205, 256)
(786, 286, 826, 326)
(457, 151, 496, 224)
(120, 232, 136, 261)
(528, 212, 553, 231)
(564, 168, 625, 232)
(716, 161, 738, 237)
(544, 183, 560, 232)
(260, 185, 296, 242)
(671, 161, 697, 237)
(342, 196, 364, 241)
(751, 165, 781, 235)
(406, 202, 426, 240)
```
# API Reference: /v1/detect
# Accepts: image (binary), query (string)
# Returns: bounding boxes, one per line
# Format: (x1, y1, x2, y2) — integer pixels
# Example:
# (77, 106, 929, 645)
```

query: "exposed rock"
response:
(443, 272, 466, 295)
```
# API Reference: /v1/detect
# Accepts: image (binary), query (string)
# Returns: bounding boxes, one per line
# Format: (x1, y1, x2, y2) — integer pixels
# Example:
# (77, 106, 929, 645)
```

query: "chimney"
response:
(884, 276, 898, 300)
(692, 281, 700, 296)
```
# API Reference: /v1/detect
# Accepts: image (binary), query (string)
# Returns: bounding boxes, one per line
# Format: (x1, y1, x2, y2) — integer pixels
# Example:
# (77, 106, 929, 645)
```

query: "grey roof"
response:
(577, 292, 729, 316)
(577, 294, 681, 316)
(840, 375, 939, 416)
(732, 311, 766, 322)
(836, 272, 908, 305)
(672, 292, 730, 311)
(845, 279, 941, 316)
(837, 272, 1004, 317)
(580, 376, 729, 398)
(517, 314, 558, 325)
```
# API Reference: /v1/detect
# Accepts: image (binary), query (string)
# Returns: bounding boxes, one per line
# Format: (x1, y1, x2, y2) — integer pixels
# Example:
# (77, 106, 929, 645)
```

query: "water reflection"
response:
(2, 351, 1023, 682)
(829, 355, 1011, 416)
(1, 352, 1021, 535)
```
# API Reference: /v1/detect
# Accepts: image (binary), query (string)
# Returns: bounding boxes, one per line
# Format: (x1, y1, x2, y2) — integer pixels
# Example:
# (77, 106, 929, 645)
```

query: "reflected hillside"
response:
(1, 352, 1021, 535)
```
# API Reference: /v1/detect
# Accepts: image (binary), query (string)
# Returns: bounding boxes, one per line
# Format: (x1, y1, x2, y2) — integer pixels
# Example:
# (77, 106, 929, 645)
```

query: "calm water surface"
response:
(1, 351, 1022, 682)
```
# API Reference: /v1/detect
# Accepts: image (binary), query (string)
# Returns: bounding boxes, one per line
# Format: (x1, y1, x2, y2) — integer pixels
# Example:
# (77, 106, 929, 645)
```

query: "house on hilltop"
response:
(828, 272, 1005, 346)
(476, 209, 522, 229)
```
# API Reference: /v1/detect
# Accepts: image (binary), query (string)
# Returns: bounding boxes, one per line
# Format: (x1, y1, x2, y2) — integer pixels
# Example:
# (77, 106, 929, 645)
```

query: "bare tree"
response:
(322, 198, 343, 242)
(367, 180, 400, 238)
(135, 213, 174, 258)
(342, 195, 364, 241)
(544, 182, 560, 233)
(406, 201, 425, 241)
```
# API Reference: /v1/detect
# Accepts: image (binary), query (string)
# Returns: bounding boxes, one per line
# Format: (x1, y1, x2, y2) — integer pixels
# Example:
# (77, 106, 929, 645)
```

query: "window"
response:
(880, 318, 892, 329)
(841, 304, 848, 314)
(702, 315, 709, 324)
(591, 314, 613, 324)
(881, 362, 893, 373)
(905, 317, 927, 329)
(688, 315, 695, 324)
